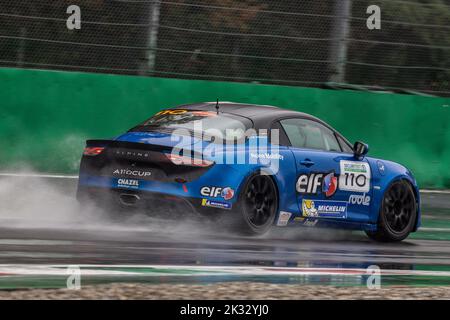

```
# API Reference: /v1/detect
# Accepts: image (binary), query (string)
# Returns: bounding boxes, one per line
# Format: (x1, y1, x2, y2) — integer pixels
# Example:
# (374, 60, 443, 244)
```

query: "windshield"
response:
(131, 109, 253, 141)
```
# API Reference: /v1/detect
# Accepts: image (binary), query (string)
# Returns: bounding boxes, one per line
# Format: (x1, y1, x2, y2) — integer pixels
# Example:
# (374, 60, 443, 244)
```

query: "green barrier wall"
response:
(1, 68, 449, 188)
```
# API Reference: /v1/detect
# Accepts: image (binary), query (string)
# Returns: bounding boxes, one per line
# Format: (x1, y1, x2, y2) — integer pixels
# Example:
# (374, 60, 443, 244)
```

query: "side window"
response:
(337, 135, 354, 153)
(323, 130, 342, 152)
(270, 121, 291, 146)
(279, 118, 342, 152)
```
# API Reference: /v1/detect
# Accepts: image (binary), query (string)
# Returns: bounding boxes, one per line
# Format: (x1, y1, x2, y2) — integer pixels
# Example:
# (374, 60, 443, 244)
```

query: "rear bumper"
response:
(76, 185, 231, 217)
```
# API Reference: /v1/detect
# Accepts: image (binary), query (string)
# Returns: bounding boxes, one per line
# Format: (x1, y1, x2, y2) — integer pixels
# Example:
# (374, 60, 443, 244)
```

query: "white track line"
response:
(1, 264, 450, 277)
(0, 173, 449, 194)
(0, 173, 78, 179)
(421, 189, 450, 194)
(420, 227, 450, 232)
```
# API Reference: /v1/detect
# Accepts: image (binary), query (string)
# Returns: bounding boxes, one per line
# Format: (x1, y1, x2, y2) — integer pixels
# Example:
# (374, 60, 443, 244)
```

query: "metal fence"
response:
(1, 0, 449, 96)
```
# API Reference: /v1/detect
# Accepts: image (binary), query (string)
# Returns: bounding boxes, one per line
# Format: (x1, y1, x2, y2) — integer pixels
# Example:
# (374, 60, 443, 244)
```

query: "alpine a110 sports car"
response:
(77, 102, 420, 242)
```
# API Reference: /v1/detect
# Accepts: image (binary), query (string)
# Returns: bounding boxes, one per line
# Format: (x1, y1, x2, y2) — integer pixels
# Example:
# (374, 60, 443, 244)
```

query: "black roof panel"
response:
(173, 101, 322, 129)
(165, 102, 352, 148)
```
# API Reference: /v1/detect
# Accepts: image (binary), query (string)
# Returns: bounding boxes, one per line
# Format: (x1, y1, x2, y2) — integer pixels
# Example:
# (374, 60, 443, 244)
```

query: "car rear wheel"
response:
(229, 173, 278, 235)
(366, 180, 417, 242)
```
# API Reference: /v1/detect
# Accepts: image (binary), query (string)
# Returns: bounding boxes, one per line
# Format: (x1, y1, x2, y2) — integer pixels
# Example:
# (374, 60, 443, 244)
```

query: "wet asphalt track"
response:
(0, 175, 449, 287)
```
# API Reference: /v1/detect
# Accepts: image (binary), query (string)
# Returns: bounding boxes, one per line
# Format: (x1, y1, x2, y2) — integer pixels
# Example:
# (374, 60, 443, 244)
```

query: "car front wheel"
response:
(366, 180, 417, 242)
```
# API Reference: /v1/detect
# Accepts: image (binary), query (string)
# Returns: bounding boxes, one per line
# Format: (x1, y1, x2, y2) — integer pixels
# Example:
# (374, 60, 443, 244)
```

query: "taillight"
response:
(83, 147, 105, 156)
(165, 154, 214, 167)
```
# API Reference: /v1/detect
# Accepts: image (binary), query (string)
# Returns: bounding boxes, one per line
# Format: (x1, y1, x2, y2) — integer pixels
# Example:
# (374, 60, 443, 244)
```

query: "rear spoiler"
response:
(85, 139, 112, 147)
(85, 139, 172, 153)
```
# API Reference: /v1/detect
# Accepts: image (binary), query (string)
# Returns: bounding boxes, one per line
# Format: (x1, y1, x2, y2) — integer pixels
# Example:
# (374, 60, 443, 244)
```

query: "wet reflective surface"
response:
(0, 176, 449, 287)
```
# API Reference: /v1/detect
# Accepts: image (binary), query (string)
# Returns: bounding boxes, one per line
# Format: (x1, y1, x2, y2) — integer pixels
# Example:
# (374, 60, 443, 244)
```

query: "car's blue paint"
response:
(364, 158, 421, 231)
(115, 131, 204, 148)
(79, 131, 421, 233)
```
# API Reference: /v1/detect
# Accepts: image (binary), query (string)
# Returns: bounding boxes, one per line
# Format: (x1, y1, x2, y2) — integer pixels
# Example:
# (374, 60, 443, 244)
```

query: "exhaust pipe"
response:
(119, 193, 141, 206)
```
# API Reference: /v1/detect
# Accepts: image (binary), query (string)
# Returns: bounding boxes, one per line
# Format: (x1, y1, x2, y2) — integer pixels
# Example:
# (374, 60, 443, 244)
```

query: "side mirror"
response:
(354, 141, 369, 159)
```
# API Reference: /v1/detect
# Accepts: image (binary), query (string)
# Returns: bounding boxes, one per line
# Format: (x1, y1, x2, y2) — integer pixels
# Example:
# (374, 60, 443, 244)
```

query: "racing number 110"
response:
(344, 172, 367, 188)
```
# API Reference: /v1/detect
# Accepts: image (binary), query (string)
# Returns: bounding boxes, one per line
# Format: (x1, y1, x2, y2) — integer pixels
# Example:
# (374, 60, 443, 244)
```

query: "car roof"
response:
(173, 101, 323, 129)
(165, 102, 353, 149)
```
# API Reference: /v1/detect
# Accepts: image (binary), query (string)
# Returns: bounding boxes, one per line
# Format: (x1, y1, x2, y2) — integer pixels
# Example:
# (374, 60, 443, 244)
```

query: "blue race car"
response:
(77, 102, 420, 242)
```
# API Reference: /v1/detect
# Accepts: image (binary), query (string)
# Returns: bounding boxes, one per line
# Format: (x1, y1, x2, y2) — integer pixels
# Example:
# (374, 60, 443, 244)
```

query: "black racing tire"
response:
(227, 172, 278, 235)
(365, 180, 417, 242)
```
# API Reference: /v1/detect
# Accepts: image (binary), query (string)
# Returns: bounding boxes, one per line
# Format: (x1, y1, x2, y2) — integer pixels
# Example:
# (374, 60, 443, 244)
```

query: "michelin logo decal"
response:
(201, 199, 232, 210)
(302, 199, 347, 219)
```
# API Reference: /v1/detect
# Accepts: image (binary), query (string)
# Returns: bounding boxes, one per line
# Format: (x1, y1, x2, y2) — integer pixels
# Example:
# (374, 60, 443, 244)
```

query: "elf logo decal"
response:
(339, 161, 371, 193)
(220, 187, 235, 201)
(201, 186, 222, 198)
(322, 172, 338, 197)
(296, 172, 337, 197)
(201, 186, 235, 200)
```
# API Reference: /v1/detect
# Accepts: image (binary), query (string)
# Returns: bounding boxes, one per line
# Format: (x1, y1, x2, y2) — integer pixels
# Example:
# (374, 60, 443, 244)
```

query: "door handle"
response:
(300, 159, 315, 167)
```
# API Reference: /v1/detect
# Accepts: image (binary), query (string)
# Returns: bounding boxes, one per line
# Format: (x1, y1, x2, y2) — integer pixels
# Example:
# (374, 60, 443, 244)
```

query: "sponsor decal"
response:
(303, 219, 318, 227)
(200, 186, 235, 200)
(220, 187, 235, 201)
(155, 109, 188, 116)
(191, 111, 217, 117)
(169, 121, 282, 174)
(250, 153, 284, 161)
(322, 172, 338, 197)
(113, 169, 152, 178)
(377, 161, 385, 175)
(348, 193, 371, 206)
(117, 178, 139, 189)
(155, 109, 216, 117)
(276, 211, 292, 226)
(302, 200, 319, 217)
(114, 150, 151, 158)
(302, 199, 347, 219)
(200, 186, 222, 198)
(296, 173, 323, 195)
(339, 160, 371, 193)
(201, 199, 232, 210)
(296, 172, 337, 197)
(294, 216, 318, 227)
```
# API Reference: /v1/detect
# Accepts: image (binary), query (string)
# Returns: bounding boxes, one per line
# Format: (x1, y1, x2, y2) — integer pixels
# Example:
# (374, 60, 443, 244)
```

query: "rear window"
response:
(131, 109, 253, 141)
